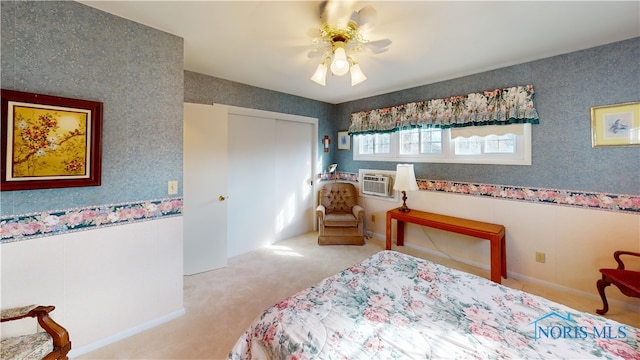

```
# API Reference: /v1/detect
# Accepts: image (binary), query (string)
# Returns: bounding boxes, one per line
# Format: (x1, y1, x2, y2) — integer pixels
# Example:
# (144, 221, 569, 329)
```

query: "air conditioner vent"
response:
(362, 174, 393, 197)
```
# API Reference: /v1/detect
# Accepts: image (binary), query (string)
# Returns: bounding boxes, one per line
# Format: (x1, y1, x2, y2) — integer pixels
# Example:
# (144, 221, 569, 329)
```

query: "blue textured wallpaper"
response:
(334, 38, 640, 195)
(1, 1, 184, 215)
(184, 70, 336, 156)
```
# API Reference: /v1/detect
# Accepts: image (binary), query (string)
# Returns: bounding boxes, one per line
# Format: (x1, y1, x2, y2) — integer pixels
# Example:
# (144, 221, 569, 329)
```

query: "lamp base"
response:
(398, 191, 411, 212)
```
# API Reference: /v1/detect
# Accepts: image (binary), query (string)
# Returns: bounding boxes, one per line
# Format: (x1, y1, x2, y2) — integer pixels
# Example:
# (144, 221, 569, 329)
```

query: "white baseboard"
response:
(368, 232, 640, 313)
(69, 308, 186, 358)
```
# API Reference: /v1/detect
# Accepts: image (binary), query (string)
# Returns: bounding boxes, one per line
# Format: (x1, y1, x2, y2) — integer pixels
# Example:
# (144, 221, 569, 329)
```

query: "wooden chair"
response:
(1, 305, 71, 360)
(596, 251, 640, 315)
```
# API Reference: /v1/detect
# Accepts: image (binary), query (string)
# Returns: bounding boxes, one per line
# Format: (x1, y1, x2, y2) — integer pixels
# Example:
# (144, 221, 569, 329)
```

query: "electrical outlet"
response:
(371, 214, 375, 223)
(167, 180, 178, 195)
(535, 252, 546, 263)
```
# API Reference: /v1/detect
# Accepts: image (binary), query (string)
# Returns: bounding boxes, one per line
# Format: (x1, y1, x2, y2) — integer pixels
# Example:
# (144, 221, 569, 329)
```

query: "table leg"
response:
(397, 221, 405, 247)
(490, 235, 501, 284)
(501, 235, 507, 279)
(386, 213, 392, 250)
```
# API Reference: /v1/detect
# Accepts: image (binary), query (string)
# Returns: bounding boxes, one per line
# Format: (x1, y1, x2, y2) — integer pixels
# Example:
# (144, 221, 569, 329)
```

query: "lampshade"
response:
(310, 62, 328, 86)
(393, 164, 419, 191)
(350, 63, 367, 86)
(330, 43, 350, 76)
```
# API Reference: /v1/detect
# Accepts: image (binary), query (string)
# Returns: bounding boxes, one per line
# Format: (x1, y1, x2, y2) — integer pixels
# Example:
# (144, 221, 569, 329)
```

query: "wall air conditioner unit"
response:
(362, 174, 393, 197)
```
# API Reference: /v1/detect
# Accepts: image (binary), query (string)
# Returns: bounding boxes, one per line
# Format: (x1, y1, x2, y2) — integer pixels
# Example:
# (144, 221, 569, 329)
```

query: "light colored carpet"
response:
(77, 232, 639, 360)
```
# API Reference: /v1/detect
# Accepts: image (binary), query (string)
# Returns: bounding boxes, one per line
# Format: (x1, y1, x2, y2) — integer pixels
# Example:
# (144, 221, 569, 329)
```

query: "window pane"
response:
(375, 133, 391, 154)
(358, 134, 373, 154)
(420, 128, 442, 154)
(454, 137, 482, 154)
(485, 134, 515, 153)
(399, 129, 420, 154)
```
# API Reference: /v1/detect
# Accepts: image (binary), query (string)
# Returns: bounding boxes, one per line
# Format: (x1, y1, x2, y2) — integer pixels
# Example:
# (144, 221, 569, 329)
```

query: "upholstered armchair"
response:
(316, 182, 365, 245)
(1, 305, 71, 360)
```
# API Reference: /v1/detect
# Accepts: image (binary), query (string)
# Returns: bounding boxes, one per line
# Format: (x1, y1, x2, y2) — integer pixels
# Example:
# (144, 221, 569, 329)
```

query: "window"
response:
(353, 124, 531, 165)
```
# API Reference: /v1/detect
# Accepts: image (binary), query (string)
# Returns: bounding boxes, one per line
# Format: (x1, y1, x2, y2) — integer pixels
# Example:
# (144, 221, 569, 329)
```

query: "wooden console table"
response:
(386, 208, 507, 283)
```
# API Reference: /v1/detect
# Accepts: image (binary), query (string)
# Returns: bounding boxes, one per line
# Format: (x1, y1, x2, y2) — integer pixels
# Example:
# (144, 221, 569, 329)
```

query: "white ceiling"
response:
(78, 1, 639, 104)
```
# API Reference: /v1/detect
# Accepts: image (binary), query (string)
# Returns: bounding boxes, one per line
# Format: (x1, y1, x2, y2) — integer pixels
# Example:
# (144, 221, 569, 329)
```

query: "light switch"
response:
(168, 180, 178, 195)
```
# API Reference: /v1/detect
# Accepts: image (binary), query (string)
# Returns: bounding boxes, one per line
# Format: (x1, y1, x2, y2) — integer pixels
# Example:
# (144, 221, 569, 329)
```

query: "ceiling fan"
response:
(309, 1, 391, 86)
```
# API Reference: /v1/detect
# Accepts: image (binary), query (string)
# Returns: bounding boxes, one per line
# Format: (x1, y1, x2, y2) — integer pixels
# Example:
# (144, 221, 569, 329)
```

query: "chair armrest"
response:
(316, 205, 326, 219)
(614, 251, 640, 270)
(1, 304, 38, 321)
(352, 205, 364, 222)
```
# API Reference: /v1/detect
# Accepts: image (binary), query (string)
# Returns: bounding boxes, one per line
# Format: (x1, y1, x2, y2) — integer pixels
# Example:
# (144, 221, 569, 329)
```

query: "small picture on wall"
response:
(1, 89, 103, 191)
(338, 130, 350, 150)
(591, 101, 640, 147)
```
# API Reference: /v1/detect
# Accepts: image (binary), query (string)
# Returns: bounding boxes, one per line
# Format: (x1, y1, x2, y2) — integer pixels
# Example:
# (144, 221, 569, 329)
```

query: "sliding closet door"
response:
(183, 103, 228, 275)
(227, 108, 316, 258)
(227, 114, 277, 257)
(274, 119, 314, 241)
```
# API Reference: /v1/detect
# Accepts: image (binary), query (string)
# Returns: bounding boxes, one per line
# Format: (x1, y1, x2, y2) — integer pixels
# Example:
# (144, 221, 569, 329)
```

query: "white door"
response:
(183, 103, 228, 275)
(274, 119, 314, 241)
(227, 114, 277, 257)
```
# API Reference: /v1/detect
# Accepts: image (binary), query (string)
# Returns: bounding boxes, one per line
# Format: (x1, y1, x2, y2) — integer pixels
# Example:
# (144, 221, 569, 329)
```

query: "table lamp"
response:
(393, 164, 419, 212)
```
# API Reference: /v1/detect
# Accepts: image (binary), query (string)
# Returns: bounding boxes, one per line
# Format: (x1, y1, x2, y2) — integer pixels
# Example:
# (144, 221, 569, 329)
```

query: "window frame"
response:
(353, 124, 532, 165)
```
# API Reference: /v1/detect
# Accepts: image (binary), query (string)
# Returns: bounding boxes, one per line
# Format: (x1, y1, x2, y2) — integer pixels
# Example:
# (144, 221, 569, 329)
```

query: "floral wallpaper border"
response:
(2, 177, 638, 244)
(416, 180, 639, 214)
(320, 172, 639, 214)
(1, 197, 182, 244)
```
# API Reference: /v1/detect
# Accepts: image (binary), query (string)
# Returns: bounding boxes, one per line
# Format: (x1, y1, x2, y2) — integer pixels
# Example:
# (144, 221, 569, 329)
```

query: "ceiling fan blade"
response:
(366, 39, 392, 49)
(353, 5, 377, 28)
(307, 48, 326, 59)
(367, 47, 390, 55)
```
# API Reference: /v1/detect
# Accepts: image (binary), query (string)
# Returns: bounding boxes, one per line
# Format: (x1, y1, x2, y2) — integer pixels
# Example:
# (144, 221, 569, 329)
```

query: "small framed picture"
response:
(338, 130, 350, 150)
(590, 101, 640, 147)
(1, 89, 103, 191)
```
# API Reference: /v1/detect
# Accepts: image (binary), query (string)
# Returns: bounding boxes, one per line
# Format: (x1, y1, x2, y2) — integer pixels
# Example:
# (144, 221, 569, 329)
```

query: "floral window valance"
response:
(348, 85, 539, 135)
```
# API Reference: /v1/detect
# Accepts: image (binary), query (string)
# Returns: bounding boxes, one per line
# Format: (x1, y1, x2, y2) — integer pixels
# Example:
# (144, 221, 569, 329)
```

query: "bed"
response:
(229, 250, 639, 359)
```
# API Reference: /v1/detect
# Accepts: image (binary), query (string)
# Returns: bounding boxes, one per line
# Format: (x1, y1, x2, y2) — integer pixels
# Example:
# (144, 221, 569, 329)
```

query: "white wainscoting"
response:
(0, 216, 184, 356)
(361, 189, 640, 311)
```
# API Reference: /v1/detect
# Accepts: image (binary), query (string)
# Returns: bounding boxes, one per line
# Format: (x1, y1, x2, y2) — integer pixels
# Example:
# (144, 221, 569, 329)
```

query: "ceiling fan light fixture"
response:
(330, 42, 350, 76)
(350, 62, 367, 86)
(310, 61, 328, 86)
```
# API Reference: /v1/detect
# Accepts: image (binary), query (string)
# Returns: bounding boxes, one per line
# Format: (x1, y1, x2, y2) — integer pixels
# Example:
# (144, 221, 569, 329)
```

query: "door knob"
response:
(218, 195, 227, 201)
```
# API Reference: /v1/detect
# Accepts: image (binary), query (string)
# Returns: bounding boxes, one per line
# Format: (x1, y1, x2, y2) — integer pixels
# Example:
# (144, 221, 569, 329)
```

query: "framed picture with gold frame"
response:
(590, 101, 640, 148)
(1, 89, 103, 191)
(338, 130, 350, 150)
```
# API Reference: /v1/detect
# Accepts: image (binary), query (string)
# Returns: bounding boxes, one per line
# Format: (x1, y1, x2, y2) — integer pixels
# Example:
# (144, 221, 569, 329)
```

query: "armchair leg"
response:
(596, 277, 611, 315)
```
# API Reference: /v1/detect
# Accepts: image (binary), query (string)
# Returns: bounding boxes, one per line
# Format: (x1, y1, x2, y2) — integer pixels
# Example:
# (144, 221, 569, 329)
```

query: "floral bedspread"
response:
(229, 250, 639, 359)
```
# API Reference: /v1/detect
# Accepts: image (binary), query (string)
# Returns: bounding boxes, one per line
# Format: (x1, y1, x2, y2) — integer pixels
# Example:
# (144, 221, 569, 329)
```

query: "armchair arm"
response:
(352, 205, 364, 222)
(316, 205, 326, 220)
(1, 304, 38, 321)
(613, 250, 640, 270)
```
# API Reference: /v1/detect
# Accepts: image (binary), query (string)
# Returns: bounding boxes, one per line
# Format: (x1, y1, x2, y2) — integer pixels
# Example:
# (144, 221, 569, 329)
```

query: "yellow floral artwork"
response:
(12, 106, 89, 178)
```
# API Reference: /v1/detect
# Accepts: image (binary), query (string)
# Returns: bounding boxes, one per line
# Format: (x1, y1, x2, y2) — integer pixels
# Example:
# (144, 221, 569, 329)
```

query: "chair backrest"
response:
(319, 182, 358, 214)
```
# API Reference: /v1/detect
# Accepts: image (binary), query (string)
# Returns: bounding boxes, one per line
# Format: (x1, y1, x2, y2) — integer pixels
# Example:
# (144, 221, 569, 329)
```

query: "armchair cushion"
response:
(323, 213, 358, 227)
(2, 332, 53, 360)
